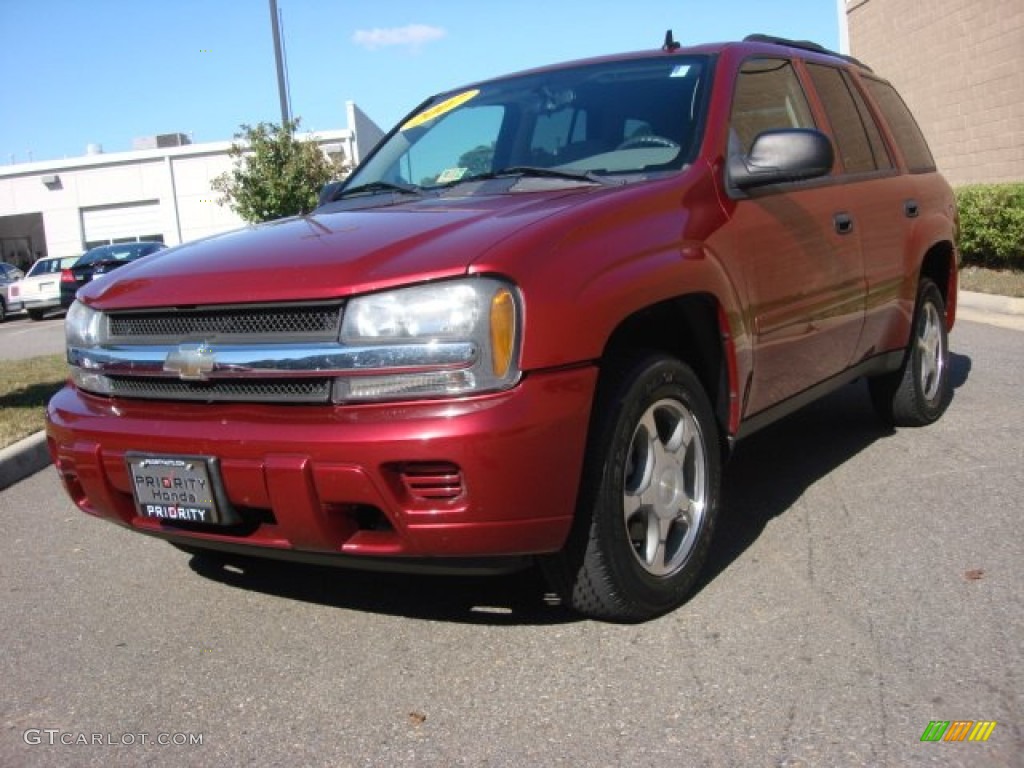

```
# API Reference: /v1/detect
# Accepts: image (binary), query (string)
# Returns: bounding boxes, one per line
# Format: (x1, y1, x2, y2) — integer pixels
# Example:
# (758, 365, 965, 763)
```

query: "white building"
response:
(0, 102, 384, 270)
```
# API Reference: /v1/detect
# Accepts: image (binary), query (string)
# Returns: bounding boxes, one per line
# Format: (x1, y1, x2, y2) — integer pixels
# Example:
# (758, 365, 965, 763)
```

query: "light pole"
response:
(269, 0, 291, 127)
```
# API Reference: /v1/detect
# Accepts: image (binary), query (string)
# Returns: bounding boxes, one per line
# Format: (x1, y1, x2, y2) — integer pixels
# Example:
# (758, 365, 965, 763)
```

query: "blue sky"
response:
(0, 1, 840, 165)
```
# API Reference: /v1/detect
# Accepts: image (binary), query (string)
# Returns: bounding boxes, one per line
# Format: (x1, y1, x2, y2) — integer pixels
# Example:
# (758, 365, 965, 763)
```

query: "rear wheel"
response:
(869, 278, 951, 427)
(27, 309, 46, 321)
(544, 352, 721, 622)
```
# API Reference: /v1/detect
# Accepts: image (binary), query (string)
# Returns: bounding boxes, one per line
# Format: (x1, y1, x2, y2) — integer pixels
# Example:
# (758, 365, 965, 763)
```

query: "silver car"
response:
(0, 262, 26, 322)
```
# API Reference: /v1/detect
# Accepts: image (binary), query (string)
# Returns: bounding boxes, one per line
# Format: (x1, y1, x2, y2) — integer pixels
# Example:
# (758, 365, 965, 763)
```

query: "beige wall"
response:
(847, 0, 1024, 186)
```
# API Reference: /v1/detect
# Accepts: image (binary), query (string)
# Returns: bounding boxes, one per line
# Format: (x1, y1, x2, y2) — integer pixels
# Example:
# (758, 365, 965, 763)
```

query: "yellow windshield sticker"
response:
(401, 89, 480, 131)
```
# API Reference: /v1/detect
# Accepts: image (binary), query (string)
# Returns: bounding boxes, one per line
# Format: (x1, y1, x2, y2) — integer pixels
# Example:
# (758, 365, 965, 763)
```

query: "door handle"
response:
(834, 213, 854, 235)
(904, 199, 920, 218)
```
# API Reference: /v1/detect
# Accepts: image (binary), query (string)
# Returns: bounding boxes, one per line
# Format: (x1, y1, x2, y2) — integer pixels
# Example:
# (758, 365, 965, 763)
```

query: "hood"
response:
(81, 190, 599, 310)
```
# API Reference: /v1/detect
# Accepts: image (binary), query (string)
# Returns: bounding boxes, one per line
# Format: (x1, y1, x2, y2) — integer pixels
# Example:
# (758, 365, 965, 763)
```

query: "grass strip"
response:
(0, 354, 68, 448)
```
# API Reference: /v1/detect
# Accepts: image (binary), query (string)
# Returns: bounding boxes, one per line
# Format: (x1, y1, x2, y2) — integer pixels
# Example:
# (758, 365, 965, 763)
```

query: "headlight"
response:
(65, 300, 105, 348)
(342, 282, 482, 341)
(66, 301, 114, 395)
(336, 277, 521, 402)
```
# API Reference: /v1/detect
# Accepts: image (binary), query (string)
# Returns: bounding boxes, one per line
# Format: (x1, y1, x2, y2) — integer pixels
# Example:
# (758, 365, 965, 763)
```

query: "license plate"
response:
(126, 454, 231, 525)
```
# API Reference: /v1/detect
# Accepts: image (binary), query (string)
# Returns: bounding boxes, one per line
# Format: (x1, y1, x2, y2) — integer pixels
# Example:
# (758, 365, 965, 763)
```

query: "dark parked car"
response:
(48, 34, 958, 622)
(60, 242, 166, 308)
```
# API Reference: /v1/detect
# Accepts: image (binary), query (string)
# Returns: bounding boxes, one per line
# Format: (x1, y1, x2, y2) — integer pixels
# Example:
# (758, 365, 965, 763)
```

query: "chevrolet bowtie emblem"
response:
(164, 344, 216, 380)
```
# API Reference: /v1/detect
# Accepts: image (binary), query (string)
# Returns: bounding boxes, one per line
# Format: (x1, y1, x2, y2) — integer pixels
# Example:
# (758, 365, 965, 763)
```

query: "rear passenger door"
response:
(805, 63, 911, 362)
(856, 75, 946, 356)
(727, 57, 866, 415)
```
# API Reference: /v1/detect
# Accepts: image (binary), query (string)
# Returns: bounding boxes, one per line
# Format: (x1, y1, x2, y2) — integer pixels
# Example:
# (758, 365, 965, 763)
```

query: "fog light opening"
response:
(351, 504, 393, 532)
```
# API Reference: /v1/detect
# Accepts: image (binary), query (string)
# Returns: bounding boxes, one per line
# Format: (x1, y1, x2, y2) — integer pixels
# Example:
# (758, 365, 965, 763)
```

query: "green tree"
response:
(212, 118, 345, 223)
(458, 143, 495, 177)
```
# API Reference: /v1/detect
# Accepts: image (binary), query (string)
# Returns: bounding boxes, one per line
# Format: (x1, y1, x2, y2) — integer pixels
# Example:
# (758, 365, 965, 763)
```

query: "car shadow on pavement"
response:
(187, 552, 579, 626)
(696, 351, 972, 595)
(185, 354, 971, 626)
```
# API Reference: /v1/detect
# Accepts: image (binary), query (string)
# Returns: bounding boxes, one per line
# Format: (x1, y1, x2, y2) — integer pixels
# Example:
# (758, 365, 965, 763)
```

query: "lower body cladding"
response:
(45, 367, 597, 573)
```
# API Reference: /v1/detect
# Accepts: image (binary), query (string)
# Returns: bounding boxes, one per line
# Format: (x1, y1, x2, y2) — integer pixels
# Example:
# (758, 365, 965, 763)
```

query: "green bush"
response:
(955, 183, 1024, 270)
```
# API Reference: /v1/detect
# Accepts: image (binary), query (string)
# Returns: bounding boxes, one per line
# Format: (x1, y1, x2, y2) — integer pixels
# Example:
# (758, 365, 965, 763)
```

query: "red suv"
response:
(47, 34, 958, 621)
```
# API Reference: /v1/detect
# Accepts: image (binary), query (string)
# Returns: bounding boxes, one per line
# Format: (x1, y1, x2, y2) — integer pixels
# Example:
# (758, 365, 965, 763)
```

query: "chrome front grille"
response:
(72, 300, 475, 405)
(106, 376, 332, 403)
(93, 301, 344, 403)
(107, 302, 343, 342)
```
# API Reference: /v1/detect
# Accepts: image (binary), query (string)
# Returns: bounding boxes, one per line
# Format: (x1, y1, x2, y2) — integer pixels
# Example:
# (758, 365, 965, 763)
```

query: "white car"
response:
(15, 255, 79, 320)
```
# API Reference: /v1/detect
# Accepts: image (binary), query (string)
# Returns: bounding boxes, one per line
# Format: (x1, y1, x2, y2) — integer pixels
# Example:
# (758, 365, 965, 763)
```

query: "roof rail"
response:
(742, 33, 873, 72)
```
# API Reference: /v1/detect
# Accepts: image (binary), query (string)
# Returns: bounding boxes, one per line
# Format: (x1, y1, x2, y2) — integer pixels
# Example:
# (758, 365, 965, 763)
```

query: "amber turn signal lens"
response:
(489, 289, 516, 377)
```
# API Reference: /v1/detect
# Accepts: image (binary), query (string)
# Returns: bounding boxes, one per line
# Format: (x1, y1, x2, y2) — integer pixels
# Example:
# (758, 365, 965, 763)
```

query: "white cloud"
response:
(352, 24, 447, 52)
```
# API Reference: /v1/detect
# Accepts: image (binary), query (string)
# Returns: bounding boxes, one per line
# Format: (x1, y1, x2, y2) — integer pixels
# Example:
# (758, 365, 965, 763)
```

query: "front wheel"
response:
(869, 278, 952, 427)
(544, 353, 721, 622)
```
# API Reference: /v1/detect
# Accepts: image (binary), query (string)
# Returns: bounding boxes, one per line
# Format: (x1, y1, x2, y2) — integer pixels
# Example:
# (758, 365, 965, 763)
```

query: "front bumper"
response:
(46, 367, 596, 565)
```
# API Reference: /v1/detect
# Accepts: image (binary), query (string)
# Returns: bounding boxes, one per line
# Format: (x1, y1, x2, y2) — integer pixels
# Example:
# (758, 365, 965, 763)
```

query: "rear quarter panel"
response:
(858, 171, 957, 357)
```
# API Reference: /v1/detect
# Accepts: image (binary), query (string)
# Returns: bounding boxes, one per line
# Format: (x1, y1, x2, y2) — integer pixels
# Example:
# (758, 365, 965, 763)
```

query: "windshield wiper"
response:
(330, 180, 423, 201)
(487, 166, 618, 186)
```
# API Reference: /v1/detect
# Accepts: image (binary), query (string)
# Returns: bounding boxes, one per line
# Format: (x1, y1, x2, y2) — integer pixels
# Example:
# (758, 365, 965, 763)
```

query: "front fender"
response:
(471, 167, 750, 431)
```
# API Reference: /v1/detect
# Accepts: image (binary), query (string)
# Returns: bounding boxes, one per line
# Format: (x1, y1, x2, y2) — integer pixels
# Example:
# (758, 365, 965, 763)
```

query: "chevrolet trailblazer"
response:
(47, 34, 958, 621)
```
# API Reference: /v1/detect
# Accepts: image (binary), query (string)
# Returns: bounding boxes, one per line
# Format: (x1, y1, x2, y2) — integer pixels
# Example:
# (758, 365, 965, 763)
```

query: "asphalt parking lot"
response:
(0, 310, 66, 361)
(0, 318, 1021, 767)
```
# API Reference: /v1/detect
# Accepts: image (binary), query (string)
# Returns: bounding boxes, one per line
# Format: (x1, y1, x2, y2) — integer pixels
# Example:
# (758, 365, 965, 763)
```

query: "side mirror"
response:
(317, 181, 346, 207)
(728, 129, 833, 190)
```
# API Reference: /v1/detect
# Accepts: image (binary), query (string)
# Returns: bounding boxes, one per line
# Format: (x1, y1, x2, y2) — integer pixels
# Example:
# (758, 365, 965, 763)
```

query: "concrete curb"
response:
(959, 289, 1024, 316)
(1, 290, 1021, 493)
(0, 431, 50, 491)
(958, 290, 1024, 331)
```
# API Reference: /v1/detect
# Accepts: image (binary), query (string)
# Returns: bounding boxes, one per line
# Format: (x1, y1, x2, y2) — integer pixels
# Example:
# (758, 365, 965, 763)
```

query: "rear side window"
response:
(807, 64, 891, 174)
(863, 78, 936, 172)
(730, 58, 816, 155)
(27, 259, 63, 277)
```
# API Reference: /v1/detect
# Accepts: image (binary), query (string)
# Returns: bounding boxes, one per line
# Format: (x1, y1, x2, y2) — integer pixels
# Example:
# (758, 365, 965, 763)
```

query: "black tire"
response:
(27, 309, 45, 321)
(543, 352, 721, 622)
(0, 299, 6, 323)
(869, 279, 951, 427)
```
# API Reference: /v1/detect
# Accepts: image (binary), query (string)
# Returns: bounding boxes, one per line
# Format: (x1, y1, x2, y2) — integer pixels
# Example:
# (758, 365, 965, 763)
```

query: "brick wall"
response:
(847, 0, 1024, 186)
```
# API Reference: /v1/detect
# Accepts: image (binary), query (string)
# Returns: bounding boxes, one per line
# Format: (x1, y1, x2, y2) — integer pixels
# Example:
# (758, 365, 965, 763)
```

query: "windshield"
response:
(347, 54, 711, 193)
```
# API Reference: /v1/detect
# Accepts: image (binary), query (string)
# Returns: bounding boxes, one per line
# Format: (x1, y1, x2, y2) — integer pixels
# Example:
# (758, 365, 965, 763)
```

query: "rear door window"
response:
(27, 260, 57, 278)
(863, 77, 936, 172)
(807, 64, 891, 174)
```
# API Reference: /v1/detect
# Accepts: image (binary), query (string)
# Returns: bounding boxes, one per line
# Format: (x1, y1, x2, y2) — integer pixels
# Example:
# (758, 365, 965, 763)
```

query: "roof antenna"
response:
(663, 29, 681, 51)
